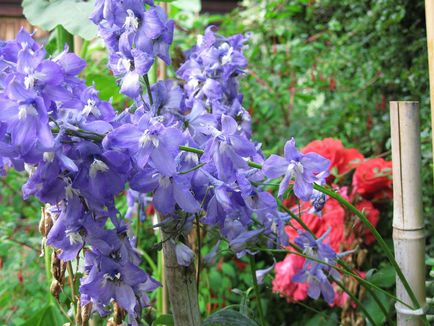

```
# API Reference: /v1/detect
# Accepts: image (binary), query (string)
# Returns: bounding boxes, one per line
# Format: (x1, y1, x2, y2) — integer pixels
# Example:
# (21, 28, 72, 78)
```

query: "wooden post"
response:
(390, 102, 426, 326)
(425, 1, 434, 182)
(159, 215, 201, 326)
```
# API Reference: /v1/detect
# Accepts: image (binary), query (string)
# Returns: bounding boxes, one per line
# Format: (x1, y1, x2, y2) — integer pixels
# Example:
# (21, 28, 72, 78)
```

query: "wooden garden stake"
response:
(390, 101, 426, 326)
(425, 0, 434, 181)
(158, 215, 201, 326)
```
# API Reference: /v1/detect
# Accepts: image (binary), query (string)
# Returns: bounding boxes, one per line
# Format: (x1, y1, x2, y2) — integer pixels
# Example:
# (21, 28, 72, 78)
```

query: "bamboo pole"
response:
(425, 0, 434, 184)
(390, 101, 426, 326)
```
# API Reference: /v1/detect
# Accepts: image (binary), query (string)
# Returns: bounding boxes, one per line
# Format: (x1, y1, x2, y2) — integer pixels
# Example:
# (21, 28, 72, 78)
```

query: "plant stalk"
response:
(249, 255, 266, 326)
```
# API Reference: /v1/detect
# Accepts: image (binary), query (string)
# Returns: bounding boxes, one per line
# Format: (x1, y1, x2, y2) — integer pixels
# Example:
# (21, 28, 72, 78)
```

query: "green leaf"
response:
(170, 0, 201, 12)
(362, 290, 393, 326)
(22, 0, 97, 40)
(367, 264, 395, 288)
(153, 314, 174, 326)
(202, 309, 259, 326)
(306, 312, 339, 326)
(19, 303, 64, 326)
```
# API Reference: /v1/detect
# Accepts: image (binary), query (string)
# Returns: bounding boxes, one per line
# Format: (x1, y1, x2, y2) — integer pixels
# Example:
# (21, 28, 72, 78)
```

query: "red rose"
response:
(272, 254, 309, 302)
(302, 138, 364, 177)
(352, 158, 392, 200)
(355, 200, 380, 245)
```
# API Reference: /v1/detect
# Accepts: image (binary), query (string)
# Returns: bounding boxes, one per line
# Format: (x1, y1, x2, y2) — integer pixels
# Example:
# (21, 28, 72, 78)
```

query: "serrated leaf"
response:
(202, 309, 259, 326)
(22, 0, 97, 40)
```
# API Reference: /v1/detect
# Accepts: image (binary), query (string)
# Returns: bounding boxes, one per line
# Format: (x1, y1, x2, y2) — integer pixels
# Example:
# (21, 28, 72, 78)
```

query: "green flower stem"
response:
(180, 163, 206, 175)
(56, 25, 74, 53)
(195, 214, 202, 290)
(249, 255, 266, 326)
(66, 262, 77, 316)
(44, 244, 53, 303)
(259, 247, 411, 309)
(179, 146, 204, 155)
(314, 184, 422, 311)
(144, 74, 154, 106)
(156, 229, 164, 315)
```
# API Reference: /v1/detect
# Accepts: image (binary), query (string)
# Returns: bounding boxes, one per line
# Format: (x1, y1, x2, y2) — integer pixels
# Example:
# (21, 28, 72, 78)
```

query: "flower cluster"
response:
(0, 0, 337, 323)
(273, 138, 392, 307)
(0, 28, 160, 323)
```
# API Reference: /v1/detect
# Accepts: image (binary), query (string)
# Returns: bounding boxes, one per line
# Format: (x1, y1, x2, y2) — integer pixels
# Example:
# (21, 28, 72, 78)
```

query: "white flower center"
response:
(66, 230, 83, 245)
(118, 57, 132, 72)
(139, 131, 159, 148)
(82, 99, 101, 118)
(159, 176, 171, 188)
(185, 152, 199, 165)
(65, 184, 80, 200)
(89, 159, 109, 178)
(24, 74, 36, 89)
(43, 151, 55, 162)
(18, 104, 38, 120)
(103, 272, 122, 286)
(124, 9, 139, 31)
(287, 160, 304, 175)
(221, 46, 234, 65)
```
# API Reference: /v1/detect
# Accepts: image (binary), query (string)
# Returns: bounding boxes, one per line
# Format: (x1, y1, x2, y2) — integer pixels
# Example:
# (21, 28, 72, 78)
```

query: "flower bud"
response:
(356, 249, 367, 267)
(113, 302, 125, 325)
(175, 241, 195, 267)
(81, 302, 93, 325)
(75, 298, 82, 326)
(39, 206, 54, 237)
(51, 250, 66, 283)
(50, 279, 61, 299)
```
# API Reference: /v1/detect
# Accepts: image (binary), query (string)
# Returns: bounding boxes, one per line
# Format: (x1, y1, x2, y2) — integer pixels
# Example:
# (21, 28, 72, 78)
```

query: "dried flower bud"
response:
(51, 250, 66, 283)
(356, 249, 367, 267)
(113, 302, 125, 324)
(50, 279, 61, 299)
(39, 206, 54, 237)
(75, 298, 82, 326)
(106, 319, 117, 326)
(81, 302, 93, 325)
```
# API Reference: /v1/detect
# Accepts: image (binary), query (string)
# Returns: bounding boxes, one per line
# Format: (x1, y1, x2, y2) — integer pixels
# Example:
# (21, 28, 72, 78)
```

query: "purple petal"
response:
(151, 146, 177, 176)
(283, 138, 300, 161)
(278, 173, 291, 198)
(173, 180, 200, 213)
(120, 71, 141, 98)
(221, 114, 238, 135)
(115, 284, 136, 313)
(294, 176, 313, 201)
(143, 8, 164, 39)
(175, 242, 195, 266)
(153, 182, 175, 214)
(262, 154, 288, 179)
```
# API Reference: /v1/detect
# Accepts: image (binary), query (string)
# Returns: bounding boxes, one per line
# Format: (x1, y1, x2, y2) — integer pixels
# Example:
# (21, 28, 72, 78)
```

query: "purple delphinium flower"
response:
(292, 229, 341, 304)
(103, 114, 183, 176)
(203, 240, 220, 266)
(256, 259, 276, 285)
(175, 241, 195, 267)
(201, 114, 256, 182)
(80, 254, 156, 317)
(262, 138, 330, 200)
(108, 49, 154, 98)
(129, 167, 201, 215)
